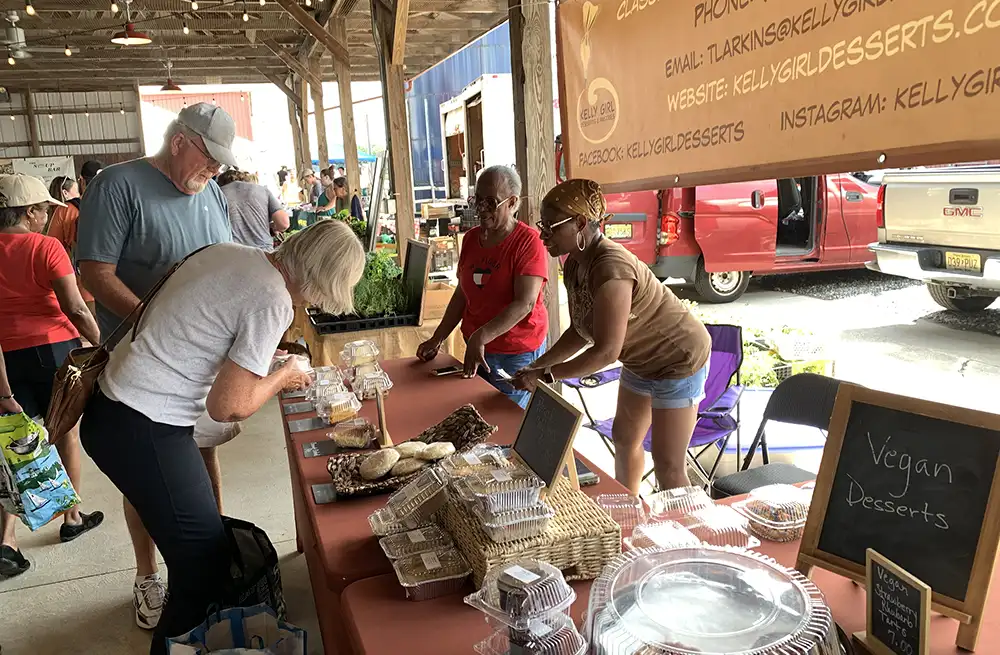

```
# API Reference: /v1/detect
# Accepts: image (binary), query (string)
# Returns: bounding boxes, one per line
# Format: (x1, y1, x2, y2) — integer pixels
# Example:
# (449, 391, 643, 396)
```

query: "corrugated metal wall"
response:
(407, 22, 512, 204)
(143, 91, 253, 141)
(0, 89, 142, 164)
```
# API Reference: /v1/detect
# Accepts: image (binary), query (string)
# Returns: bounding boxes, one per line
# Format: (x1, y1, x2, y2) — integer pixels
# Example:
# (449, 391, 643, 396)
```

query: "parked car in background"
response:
(868, 166, 1000, 312)
(555, 141, 880, 302)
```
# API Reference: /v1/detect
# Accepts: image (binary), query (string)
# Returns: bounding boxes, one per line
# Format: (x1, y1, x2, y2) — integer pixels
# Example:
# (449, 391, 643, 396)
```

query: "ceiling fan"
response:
(2, 11, 78, 59)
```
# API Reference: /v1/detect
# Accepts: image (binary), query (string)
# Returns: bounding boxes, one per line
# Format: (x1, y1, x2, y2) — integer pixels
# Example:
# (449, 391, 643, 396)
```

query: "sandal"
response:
(59, 510, 105, 543)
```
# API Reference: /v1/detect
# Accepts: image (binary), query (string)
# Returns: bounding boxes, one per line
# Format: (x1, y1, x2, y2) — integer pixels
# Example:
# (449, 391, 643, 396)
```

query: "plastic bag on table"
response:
(0, 412, 80, 530)
(167, 604, 306, 655)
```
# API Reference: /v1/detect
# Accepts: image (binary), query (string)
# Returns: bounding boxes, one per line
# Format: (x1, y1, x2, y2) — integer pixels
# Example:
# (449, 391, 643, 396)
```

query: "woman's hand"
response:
(0, 396, 22, 415)
(463, 331, 490, 378)
(416, 336, 444, 362)
(279, 358, 312, 392)
(510, 368, 542, 392)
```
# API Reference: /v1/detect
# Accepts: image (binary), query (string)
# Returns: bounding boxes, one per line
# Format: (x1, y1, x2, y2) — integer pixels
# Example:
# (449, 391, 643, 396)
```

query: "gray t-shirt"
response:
(77, 159, 232, 344)
(222, 181, 283, 251)
(101, 243, 294, 426)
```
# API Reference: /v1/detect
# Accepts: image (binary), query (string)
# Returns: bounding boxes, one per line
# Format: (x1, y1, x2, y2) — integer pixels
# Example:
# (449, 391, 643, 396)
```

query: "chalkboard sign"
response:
(511, 383, 584, 491)
(798, 383, 1000, 651)
(855, 549, 930, 655)
(401, 240, 432, 324)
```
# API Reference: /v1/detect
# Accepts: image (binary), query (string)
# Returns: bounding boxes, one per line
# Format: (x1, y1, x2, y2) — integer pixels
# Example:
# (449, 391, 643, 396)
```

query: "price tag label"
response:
(407, 530, 426, 544)
(421, 551, 441, 571)
(503, 564, 541, 585)
(528, 620, 553, 639)
(463, 452, 482, 466)
(492, 470, 513, 483)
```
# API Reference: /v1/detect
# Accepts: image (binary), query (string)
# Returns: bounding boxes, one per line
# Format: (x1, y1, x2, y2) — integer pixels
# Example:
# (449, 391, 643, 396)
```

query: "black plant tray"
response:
(308, 310, 419, 335)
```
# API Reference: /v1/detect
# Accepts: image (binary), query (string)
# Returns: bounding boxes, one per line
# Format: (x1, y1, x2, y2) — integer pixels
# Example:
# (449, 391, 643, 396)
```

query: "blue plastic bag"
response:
(0, 412, 81, 530)
(167, 604, 306, 655)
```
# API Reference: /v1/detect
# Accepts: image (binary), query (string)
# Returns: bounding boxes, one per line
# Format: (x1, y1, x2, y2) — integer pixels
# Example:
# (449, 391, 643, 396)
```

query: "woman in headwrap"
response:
(512, 179, 711, 494)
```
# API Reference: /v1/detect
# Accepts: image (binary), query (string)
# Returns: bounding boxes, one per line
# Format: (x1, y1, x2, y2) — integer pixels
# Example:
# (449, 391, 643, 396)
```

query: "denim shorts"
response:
(619, 363, 709, 410)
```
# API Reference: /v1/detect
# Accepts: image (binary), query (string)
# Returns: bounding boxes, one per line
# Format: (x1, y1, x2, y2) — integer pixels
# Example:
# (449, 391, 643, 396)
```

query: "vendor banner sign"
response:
(556, 0, 1000, 191)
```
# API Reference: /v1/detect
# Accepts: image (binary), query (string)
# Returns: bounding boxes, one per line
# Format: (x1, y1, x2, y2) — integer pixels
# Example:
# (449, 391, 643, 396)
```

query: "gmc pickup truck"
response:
(868, 168, 1000, 312)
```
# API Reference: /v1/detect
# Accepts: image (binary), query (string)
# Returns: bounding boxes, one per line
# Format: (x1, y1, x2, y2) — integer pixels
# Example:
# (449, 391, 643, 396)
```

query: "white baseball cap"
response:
(0, 174, 66, 208)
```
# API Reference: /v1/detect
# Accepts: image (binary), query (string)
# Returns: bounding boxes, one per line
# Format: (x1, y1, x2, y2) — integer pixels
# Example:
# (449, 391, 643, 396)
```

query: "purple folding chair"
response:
(562, 324, 745, 489)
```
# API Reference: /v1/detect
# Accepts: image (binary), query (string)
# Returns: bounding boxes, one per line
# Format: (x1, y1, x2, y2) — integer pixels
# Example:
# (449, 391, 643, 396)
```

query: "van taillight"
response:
(876, 184, 886, 228)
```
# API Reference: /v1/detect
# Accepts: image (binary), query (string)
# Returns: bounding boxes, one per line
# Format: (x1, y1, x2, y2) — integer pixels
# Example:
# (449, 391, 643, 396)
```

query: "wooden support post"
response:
(273, 0, 351, 66)
(24, 91, 41, 156)
(132, 83, 147, 155)
(509, 0, 560, 347)
(310, 58, 329, 170)
(333, 18, 361, 198)
(298, 77, 313, 170)
(392, 0, 410, 66)
(373, 0, 416, 262)
(259, 68, 302, 111)
(287, 91, 304, 181)
(263, 39, 322, 89)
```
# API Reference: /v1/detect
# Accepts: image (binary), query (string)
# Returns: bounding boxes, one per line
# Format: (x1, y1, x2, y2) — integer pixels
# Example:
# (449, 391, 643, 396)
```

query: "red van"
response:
(556, 143, 880, 302)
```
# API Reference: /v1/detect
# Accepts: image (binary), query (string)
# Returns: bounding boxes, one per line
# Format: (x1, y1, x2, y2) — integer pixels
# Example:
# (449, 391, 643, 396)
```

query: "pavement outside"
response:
(2, 269, 996, 653)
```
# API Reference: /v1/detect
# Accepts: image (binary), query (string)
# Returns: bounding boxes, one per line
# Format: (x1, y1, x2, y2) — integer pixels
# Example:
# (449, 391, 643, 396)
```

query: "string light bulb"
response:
(64, 44, 72, 56)
(24, 0, 35, 16)
(9, 115, 14, 121)
(48, 113, 53, 119)
(304, 0, 311, 6)
(111, 1, 119, 11)
(6, 51, 14, 66)
(242, 3, 249, 21)
(120, 103, 125, 115)
(259, 0, 265, 5)
(182, 21, 189, 34)
(190, 1, 198, 9)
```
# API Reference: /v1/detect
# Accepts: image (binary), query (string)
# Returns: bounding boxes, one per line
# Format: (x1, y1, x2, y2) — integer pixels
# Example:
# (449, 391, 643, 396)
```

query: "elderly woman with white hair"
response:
(79, 219, 365, 652)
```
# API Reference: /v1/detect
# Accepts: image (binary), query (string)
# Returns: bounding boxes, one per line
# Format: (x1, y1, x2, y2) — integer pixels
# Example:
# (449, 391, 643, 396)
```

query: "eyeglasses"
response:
(472, 195, 513, 213)
(537, 215, 576, 238)
(183, 133, 221, 170)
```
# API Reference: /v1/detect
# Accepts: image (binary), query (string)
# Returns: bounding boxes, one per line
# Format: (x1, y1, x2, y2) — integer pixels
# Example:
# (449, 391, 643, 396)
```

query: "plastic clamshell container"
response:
(393, 547, 471, 601)
(645, 486, 712, 522)
(677, 504, 760, 549)
(595, 494, 646, 536)
(315, 391, 362, 425)
(354, 370, 394, 401)
(345, 361, 384, 385)
(475, 613, 587, 655)
(463, 467, 545, 513)
(368, 506, 432, 537)
(585, 546, 839, 655)
(438, 444, 510, 478)
(732, 484, 812, 543)
(379, 525, 454, 559)
(311, 365, 345, 384)
(270, 354, 312, 375)
(385, 468, 450, 526)
(341, 340, 380, 367)
(327, 417, 379, 449)
(623, 520, 700, 552)
(308, 378, 349, 404)
(464, 559, 576, 629)
(472, 501, 556, 544)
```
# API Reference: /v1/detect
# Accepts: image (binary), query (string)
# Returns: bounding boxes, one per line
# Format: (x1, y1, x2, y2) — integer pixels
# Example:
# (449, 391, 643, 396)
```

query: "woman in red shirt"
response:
(417, 166, 549, 408)
(0, 174, 104, 579)
(45, 175, 95, 315)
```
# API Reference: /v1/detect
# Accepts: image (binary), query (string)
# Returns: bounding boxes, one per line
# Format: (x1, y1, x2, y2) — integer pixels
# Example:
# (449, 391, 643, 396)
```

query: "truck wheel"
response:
(927, 283, 999, 312)
(694, 262, 750, 303)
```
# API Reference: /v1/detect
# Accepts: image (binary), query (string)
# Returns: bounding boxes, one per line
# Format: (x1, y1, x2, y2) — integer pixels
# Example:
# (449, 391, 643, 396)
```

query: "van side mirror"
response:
(751, 190, 765, 209)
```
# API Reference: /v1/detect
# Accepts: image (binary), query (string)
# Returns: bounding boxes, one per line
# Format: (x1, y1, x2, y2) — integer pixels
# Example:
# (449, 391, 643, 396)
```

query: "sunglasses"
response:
(537, 215, 576, 237)
(184, 134, 221, 170)
(472, 195, 514, 213)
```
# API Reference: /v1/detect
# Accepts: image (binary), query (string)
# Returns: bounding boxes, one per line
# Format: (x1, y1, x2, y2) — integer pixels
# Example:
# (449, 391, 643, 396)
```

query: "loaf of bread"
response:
(394, 441, 428, 459)
(391, 458, 427, 477)
(360, 449, 400, 481)
(417, 442, 456, 462)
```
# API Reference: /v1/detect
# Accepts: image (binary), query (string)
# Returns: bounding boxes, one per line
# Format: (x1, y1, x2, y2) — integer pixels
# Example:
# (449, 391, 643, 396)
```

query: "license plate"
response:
(604, 223, 633, 240)
(945, 251, 981, 272)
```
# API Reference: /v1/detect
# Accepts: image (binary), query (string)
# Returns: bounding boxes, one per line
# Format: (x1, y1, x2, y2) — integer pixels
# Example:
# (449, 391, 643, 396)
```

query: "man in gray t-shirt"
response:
(76, 102, 236, 636)
(220, 180, 289, 251)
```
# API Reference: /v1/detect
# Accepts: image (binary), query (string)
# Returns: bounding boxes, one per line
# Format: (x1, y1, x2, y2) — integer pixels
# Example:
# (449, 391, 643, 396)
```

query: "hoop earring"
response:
(576, 230, 586, 252)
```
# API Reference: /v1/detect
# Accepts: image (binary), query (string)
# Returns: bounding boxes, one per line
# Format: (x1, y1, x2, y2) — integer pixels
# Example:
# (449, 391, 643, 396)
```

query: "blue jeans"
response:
(480, 343, 547, 409)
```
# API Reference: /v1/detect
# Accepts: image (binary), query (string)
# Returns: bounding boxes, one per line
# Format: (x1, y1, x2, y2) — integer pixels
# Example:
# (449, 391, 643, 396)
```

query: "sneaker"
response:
(134, 574, 166, 630)
(0, 545, 30, 579)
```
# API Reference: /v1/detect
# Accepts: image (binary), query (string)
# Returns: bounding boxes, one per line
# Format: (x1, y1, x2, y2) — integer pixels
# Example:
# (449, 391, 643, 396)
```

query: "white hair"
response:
(478, 165, 522, 198)
(273, 220, 366, 315)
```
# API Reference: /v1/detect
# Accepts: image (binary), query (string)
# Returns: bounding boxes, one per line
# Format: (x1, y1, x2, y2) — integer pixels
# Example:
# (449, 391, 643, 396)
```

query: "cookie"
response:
(417, 442, 456, 462)
(391, 458, 427, 477)
(360, 449, 400, 480)
(394, 441, 429, 459)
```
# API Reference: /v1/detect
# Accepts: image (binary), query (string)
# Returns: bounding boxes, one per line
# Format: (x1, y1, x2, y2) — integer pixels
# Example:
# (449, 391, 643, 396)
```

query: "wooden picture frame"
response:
(797, 382, 1000, 651)
(509, 382, 582, 493)
(855, 549, 930, 655)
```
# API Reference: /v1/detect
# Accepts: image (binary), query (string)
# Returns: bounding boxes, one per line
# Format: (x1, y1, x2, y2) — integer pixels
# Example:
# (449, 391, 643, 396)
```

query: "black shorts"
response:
(4, 338, 82, 419)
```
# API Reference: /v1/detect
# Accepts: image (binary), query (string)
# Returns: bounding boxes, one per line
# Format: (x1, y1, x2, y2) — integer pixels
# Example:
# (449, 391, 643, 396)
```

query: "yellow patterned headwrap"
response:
(541, 179, 612, 224)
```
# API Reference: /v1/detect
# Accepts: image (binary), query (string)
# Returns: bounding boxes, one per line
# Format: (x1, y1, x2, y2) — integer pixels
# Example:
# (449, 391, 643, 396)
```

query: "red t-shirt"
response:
(0, 232, 79, 352)
(459, 222, 549, 354)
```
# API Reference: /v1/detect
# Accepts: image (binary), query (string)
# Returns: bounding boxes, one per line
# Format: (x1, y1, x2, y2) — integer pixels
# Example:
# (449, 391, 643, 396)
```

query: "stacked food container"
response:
(340, 340, 393, 402)
(369, 468, 473, 601)
(465, 559, 587, 655)
(445, 448, 556, 544)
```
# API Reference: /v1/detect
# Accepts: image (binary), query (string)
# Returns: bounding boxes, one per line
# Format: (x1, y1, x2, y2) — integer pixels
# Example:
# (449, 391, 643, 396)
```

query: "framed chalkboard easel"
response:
(797, 383, 1000, 651)
(510, 383, 583, 493)
(855, 549, 930, 655)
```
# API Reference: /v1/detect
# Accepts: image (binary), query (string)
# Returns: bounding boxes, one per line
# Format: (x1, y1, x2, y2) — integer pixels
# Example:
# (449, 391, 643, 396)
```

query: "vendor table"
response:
(279, 356, 627, 654)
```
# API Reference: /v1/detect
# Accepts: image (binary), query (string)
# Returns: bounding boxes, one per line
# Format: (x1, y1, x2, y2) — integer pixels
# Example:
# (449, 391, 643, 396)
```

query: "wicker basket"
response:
(440, 478, 622, 588)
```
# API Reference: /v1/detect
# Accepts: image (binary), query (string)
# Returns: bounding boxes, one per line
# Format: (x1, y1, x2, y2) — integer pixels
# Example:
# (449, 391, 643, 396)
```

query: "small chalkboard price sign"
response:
(511, 383, 584, 492)
(854, 549, 930, 655)
(797, 383, 1000, 651)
